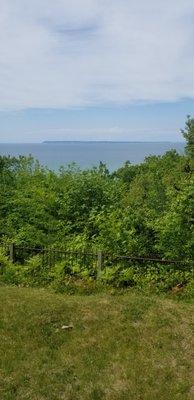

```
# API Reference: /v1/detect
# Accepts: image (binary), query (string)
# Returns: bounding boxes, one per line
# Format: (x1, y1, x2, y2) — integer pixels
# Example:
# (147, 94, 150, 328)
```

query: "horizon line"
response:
(0, 140, 185, 144)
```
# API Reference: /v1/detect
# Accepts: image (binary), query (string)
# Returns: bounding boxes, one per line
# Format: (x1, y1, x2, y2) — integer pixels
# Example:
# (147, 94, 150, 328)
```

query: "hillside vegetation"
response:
(0, 286, 194, 400)
(0, 117, 193, 294)
(0, 117, 193, 259)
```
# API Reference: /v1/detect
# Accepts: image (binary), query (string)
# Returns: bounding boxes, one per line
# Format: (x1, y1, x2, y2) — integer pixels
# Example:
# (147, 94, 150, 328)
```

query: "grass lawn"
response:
(0, 286, 194, 400)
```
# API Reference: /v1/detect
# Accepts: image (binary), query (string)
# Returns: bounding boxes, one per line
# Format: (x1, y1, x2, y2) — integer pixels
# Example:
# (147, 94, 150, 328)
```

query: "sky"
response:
(0, 0, 194, 142)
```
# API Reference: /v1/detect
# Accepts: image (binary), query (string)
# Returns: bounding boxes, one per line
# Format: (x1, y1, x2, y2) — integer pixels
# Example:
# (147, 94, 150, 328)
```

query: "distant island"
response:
(42, 140, 183, 144)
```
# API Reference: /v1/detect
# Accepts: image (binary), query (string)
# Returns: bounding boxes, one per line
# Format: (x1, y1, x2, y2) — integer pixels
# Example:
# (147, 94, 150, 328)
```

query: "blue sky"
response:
(0, 100, 193, 142)
(0, 0, 194, 142)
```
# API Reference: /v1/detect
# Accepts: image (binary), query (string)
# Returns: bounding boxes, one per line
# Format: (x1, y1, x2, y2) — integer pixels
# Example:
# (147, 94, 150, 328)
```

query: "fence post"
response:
(97, 250, 103, 280)
(9, 243, 15, 263)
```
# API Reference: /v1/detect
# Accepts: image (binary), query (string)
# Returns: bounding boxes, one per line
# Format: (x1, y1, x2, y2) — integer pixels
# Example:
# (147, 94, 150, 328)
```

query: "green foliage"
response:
(184, 278, 194, 298)
(0, 249, 24, 285)
(155, 180, 194, 259)
(101, 265, 136, 287)
(0, 250, 193, 296)
(0, 117, 193, 294)
(181, 115, 194, 170)
(0, 248, 10, 275)
(100, 263, 193, 294)
(23, 254, 49, 286)
(0, 253, 49, 287)
(133, 266, 192, 293)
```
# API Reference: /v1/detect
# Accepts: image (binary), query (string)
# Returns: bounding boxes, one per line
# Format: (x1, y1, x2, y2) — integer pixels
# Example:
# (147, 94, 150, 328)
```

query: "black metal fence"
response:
(1, 244, 100, 277)
(1, 243, 192, 278)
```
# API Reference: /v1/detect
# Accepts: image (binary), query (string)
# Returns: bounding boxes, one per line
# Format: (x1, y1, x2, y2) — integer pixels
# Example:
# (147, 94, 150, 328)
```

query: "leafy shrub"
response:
(1, 254, 49, 287)
(0, 248, 9, 274)
(100, 265, 136, 287)
(133, 265, 192, 293)
(48, 260, 99, 294)
(0, 246, 193, 298)
(99, 263, 193, 295)
(184, 278, 194, 298)
(22, 254, 52, 286)
(0, 248, 25, 285)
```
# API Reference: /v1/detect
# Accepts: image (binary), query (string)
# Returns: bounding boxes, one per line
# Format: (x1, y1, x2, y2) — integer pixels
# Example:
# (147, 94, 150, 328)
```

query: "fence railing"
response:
(2, 243, 192, 279)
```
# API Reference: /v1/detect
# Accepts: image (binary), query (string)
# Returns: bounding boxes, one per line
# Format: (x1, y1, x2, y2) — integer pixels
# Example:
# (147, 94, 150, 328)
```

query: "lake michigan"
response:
(0, 142, 185, 171)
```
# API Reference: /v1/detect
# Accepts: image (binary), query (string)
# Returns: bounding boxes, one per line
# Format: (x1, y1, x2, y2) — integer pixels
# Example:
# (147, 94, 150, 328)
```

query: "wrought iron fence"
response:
(6, 244, 100, 277)
(1, 243, 192, 276)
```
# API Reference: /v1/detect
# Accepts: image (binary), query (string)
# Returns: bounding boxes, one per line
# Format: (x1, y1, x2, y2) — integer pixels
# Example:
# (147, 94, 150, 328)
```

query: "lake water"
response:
(0, 142, 185, 171)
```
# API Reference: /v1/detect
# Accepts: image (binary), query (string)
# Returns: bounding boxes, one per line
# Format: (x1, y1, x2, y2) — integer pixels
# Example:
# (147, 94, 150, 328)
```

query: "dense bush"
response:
(0, 250, 193, 297)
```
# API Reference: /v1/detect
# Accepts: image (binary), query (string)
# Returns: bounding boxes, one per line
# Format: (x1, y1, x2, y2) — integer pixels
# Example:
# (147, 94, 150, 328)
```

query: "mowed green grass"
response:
(0, 287, 194, 400)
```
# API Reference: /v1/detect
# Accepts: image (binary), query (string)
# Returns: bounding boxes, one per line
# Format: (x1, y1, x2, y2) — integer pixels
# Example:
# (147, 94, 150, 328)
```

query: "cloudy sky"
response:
(0, 0, 194, 142)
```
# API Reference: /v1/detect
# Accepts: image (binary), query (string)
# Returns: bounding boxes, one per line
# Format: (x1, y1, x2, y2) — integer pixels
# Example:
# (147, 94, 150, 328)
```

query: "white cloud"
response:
(0, 0, 194, 110)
